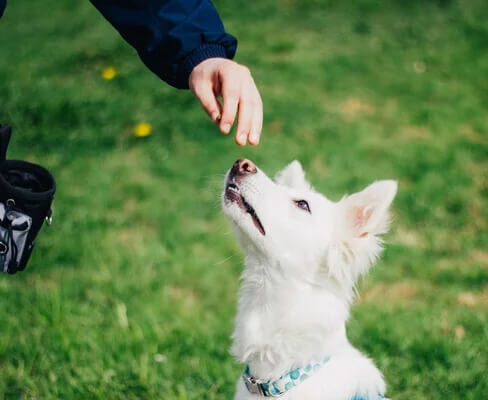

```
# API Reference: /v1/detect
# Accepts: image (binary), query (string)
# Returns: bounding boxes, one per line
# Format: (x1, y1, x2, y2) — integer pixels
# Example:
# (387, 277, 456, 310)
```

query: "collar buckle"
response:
(243, 372, 266, 396)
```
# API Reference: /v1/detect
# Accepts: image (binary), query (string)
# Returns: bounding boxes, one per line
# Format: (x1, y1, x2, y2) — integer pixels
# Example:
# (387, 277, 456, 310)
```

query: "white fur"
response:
(222, 160, 397, 400)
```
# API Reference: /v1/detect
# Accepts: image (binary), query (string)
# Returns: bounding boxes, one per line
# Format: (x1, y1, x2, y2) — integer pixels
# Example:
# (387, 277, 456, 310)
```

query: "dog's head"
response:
(222, 159, 397, 298)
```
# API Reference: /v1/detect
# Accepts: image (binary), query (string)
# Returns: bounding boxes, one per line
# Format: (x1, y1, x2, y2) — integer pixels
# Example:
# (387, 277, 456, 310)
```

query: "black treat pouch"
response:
(0, 124, 56, 274)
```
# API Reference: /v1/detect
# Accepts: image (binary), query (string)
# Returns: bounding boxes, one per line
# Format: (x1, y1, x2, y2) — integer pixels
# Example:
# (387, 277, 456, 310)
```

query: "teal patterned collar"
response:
(242, 358, 385, 399)
(242, 357, 330, 397)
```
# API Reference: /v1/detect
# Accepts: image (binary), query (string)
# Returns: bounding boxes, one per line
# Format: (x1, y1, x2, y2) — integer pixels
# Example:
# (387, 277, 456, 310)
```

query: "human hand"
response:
(189, 58, 263, 146)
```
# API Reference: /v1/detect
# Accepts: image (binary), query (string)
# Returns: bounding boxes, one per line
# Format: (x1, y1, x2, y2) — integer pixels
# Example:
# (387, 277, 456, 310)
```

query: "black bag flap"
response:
(0, 124, 12, 163)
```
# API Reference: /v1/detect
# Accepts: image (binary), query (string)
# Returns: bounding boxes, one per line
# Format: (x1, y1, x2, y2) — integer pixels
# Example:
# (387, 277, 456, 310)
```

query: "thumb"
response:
(192, 82, 222, 124)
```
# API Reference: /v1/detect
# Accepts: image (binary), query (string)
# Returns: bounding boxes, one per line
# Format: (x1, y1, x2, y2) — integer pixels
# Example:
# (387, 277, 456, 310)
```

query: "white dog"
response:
(222, 159, 397, 400)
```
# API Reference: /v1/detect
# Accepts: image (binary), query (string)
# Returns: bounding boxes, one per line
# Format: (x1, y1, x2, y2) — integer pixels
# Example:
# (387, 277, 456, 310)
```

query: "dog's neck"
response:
(232, 254, 352, 381)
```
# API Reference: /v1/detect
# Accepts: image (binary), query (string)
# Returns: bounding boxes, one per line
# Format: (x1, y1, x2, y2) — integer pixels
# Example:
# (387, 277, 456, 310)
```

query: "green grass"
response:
(0, 0, 487, 398)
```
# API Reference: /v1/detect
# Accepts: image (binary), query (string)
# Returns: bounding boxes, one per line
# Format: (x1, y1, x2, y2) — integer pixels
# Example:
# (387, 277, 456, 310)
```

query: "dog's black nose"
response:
(231, 159, 257, 177)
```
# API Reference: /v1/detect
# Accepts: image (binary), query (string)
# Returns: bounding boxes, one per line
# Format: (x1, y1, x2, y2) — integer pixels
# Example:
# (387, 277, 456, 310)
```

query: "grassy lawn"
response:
(0, 0, 487, 398)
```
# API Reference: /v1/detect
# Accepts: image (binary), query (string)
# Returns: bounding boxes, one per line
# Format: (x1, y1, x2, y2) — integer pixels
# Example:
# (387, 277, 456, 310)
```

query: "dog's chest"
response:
(233, 287, 319, 360)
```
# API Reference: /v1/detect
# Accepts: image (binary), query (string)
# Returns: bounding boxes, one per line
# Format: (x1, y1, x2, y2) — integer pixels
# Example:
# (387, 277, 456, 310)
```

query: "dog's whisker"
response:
(214, 255, 234, 266)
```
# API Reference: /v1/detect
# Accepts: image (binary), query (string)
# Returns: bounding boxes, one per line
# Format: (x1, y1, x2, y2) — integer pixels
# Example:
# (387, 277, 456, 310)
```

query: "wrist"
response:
(182, 44, 228, 88)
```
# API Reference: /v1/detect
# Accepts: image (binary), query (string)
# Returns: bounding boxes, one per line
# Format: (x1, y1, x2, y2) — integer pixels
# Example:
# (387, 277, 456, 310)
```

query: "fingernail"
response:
(239, 133, 247, 145)
(222, 123, 231, 134)
(211, 112, 220, 123)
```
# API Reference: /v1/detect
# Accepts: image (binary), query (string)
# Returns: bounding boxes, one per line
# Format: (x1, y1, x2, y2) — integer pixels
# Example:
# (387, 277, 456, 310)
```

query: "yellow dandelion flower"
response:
(134, 122, 152, 137)
(102, 66, 117, 80)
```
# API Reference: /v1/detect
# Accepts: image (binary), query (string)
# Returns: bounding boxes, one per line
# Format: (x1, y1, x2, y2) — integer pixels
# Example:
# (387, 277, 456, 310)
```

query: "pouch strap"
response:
(0, 124, 12, 163)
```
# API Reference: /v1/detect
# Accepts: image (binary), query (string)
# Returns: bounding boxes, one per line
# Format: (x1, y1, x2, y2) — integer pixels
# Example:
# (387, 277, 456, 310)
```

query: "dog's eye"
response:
(294, 200, 311, 213)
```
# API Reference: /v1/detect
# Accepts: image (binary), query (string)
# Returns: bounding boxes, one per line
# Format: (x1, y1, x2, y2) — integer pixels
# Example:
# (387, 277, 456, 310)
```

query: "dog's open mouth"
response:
(225, 183, 266, 236)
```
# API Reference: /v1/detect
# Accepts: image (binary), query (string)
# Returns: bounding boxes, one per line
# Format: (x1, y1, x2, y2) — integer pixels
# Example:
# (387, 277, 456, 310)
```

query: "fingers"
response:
(234, 82, 262, 146)
(249, 90, 263, 146)
(235, 91, 253, 146)
(220, 67, 263, 146)
(220, 79, 240, 135)
(191, 82, 222, 124)
(189, 58, 264, 146)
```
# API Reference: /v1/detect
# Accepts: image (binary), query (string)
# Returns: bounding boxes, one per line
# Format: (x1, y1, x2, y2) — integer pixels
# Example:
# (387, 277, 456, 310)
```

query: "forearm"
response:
(90, 0, 237, 89)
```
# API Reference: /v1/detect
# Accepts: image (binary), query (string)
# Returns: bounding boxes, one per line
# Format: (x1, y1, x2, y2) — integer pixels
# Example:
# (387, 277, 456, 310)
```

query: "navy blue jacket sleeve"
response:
(90, 0, 237, 89)
(0, 0, 6, 18)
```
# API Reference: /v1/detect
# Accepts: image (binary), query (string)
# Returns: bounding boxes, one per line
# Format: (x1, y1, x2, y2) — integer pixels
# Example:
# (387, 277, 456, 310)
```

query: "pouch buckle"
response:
(45, 209, 53, 226)
(0, 241, 8, 255)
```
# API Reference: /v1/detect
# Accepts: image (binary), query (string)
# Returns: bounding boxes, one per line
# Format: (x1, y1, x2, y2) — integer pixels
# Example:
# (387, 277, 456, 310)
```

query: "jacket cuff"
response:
(180, 43, 229, 88)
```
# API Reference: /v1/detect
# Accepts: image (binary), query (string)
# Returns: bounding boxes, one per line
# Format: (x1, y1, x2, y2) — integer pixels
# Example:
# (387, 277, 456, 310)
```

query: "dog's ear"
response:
(326, 180, 397, 295)
(275, 160, 311, 190)
(341, 180, 397, 238)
